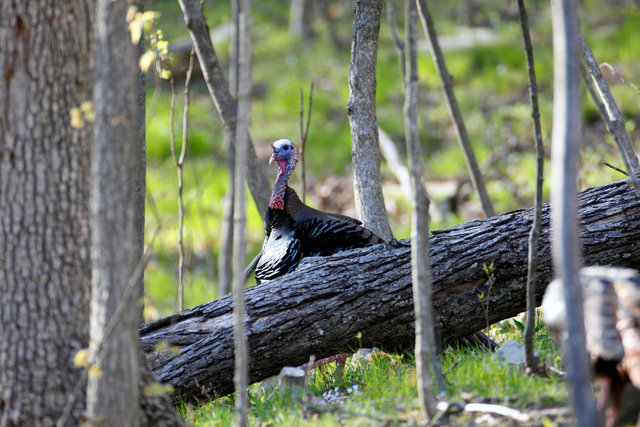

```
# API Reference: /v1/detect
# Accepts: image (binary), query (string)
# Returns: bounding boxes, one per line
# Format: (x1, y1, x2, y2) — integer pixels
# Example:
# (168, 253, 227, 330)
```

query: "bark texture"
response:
(0, 2, 184, 425)
(87, 0, 141, 423)
(347, 0, 394, 242)
(0, 1, 93, 424)
(140, 177, 640, 401)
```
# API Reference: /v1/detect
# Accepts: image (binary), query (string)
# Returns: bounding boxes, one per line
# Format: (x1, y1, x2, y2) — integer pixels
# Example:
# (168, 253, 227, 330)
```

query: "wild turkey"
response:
(254, 139, 384, 283)
(252, 139, 497, 350)
(543, 266, 640, 427)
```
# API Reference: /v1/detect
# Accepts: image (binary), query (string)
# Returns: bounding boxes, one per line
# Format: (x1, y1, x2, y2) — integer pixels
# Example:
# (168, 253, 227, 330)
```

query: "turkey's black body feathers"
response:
(254, 187, 383, 283)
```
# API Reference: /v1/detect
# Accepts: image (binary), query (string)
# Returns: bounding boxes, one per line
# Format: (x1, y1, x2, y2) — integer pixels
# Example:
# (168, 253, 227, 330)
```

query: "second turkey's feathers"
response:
(542, 266, 640, 427)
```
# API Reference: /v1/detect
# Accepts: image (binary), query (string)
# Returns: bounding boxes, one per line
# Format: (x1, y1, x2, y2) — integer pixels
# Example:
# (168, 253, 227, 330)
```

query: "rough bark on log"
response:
(140, 178, 640, 401)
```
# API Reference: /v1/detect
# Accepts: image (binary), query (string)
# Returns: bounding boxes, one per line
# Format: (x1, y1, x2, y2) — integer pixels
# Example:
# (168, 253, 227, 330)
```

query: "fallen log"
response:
(140, 177, 640, 401)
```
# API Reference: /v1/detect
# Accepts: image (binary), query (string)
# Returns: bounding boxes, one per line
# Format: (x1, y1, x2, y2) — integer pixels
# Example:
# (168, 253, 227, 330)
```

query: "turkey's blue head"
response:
(269, 139, 298, 210)
(269, 139, 298, 169)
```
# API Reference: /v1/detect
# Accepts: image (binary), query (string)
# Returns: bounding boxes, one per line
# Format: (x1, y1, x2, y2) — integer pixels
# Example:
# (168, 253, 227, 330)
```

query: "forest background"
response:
(143, 0, 640, 320)
(2, 0, 639, 424)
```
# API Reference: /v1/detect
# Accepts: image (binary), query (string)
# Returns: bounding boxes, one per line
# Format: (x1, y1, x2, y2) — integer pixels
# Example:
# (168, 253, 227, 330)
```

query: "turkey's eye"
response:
(283, 145, 290, 150)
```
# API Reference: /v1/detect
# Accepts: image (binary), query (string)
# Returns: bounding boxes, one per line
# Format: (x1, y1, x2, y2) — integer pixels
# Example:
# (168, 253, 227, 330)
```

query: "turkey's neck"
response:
(269, 160, 294, 210)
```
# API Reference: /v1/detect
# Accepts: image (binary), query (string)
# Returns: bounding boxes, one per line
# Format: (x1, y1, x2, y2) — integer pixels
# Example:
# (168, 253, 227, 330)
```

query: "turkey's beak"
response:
(269, 152, 277, 165)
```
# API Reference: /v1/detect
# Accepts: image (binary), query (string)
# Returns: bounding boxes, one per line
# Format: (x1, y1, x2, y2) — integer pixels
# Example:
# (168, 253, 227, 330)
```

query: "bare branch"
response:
(599, 62, 640, 94)
(298, 82, 314, 203)
(415, 0, 495, 218)
(580, 35, 640, 194)
(229, 0, 240, 98)
(602, 161, 628, 176)
(218, 0, 240, 297)
(516, 0, 545, 372)
(550, 0, 597, 424)
(403, 0, 441, 417)
(386, 0, 405, 78)
(174, 48, 196, 312)
(167, 77, 184, 311)
(233, 0, 252, 423)
(177, 0, 270, 214)
(218, 173, 235, 297)
(299, 88, 305, 201)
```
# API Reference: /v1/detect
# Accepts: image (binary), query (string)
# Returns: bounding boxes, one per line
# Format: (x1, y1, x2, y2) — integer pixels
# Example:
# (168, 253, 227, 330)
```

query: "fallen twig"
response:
(464, 402, 530, 423)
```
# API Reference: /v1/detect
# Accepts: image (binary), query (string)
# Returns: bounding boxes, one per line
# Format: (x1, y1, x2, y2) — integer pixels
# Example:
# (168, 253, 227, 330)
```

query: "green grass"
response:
(179, 316, 567, 426)
(144, 157, 264, 315)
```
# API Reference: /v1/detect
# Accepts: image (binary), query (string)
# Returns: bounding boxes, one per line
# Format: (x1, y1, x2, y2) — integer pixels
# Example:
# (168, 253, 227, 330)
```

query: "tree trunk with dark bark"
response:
(89, 2, 188, 423)
(0, 3, 186, 425)
(141, 177, 640, 402)
(0, 2, 94, 424)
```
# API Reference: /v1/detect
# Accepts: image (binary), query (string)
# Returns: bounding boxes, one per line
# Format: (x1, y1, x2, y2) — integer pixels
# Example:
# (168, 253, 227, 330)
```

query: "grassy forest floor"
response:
(142, 0, 640, 424)
(179, 316, 572, 426)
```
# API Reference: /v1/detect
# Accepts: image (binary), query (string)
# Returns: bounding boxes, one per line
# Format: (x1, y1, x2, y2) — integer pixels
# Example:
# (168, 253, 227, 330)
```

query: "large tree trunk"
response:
(89, 3, 186, 425)
(0, 1, 93, 424)
(141, 177, 640, 402)
(0, 2, 184, 425)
